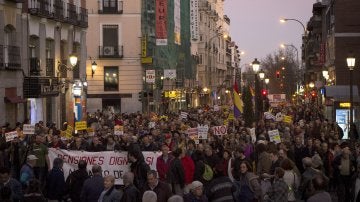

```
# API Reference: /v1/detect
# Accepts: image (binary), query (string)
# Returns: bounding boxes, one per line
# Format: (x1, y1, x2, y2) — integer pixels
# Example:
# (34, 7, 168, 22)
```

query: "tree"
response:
(242, 85, 254, 127)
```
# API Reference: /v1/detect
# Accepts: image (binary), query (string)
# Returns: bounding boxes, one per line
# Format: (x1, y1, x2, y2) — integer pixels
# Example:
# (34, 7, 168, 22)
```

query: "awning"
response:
(4, 96, 26, 104)
(325, 85, 360, 102)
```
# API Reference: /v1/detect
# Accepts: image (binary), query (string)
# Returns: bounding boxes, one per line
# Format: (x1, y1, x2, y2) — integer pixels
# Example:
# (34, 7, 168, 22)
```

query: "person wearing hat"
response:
(19, 155, 38, 188)
(183, 181, 208, 202)
(333, 141, 356, 202)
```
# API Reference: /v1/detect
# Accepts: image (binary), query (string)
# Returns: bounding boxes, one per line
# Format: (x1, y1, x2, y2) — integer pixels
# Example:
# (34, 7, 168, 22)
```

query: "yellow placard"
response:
(283, 115, 293, 124)
(75, 121, 87, 131)
(340, 102, 351, 108)
(141, 35, 147, 57)
(141, 57, 153, 64)
(65, 125, 73, 138)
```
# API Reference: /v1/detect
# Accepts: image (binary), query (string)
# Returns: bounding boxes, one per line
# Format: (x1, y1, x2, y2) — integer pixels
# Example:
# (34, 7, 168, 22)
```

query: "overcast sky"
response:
(224, 0, 316, 67)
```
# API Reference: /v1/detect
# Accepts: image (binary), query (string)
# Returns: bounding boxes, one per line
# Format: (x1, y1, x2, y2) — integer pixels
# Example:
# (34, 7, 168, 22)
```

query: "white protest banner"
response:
(212, 125, 227, 136)
(250, 128, 256, 143)
(180, 111, 188, 119)
(23, 124, 35, 134)
(49, 148, 161, 185)
(197, 125, 209, 140)
(5, 131, 18, 142)
(114, 125, 124, 136)
(268, 129, 281, 144)
(187, 127, 199, 144)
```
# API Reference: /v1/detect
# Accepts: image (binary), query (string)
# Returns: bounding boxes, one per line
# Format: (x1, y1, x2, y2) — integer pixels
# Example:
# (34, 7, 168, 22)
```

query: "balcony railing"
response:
(67, 3, 77, 24)
(28, 0, 88, 28)
(98, 0, 123, 14)
(99, 46, 124, 58)
(46, 58, 55, 77)
(28, 0, 52, 18)
(60, 59, 67, 78)
(78, 7, 88, 28)
(53, 0, 64, 21)
(6, 0, 24, 3)
(6, 46, 21, 70)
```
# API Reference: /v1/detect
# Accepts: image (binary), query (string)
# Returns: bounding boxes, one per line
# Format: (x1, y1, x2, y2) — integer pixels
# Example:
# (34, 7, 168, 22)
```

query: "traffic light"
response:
(261, 89, 268, 97)
(276, 71, 280, 79)
(138, 91, 143, 102)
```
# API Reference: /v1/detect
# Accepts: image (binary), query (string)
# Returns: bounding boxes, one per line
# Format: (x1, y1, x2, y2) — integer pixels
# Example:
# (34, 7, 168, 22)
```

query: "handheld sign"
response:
(5, 131, 18, 142)
(212, 125, 227, 136)
(23, 124, 35, 134)
(268, 129, 281, 144)
(197, 125, 209, 140)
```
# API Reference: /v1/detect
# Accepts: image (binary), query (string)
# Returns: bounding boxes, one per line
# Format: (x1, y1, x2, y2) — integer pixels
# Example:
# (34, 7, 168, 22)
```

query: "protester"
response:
(205, 164, 234, 202)
(65, 160, 89, 202)
(265, 167, 288, 202)
(142, 190, 157, 202)
(122, 172, 141, 202)
(46, 157, 66, 201)
(80, 165, 104, 202)
(128, 149, 150, 191)
(20, 155, 38, 188)
(183, 181, 208, 202)
(0, 166, 23, 201)
(23, 179, 47, 202)
(233, 161, 262, 202)
(143, 170, 172, 202)
(307, 174, 332, 202)
(167, 148, 185, 195)
(30, 134, 50, 187)
(98, 175, 123, 202)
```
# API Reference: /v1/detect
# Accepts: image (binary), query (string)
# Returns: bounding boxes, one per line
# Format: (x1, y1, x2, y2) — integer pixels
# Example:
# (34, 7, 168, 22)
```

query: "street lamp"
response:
(91, 60, 98, 78)
(57, 53, 78, 76)
(252, 58, 261, 120)
(259, 69, 265, 81)
(279, 18, 306, 34)
(265, 78, 269, 85)
(347, 53, 355, 134)
(309, 82, 315, 89)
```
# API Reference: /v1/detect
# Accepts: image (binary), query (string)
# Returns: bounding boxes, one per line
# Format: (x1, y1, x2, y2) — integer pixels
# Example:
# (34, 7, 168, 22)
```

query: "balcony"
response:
(226, 48, 232, 55)
(78, 7, 88, 28)
(66, 3, 77, 24)
(28, 0, 52, 18)
(53, 0, 64, 21)
(99, 0, 123, 14)
(99, 46, 123, 58)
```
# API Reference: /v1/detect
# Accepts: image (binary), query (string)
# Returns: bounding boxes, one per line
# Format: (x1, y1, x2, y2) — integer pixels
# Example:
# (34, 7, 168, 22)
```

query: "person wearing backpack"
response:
(206, 163, 235, 202)
(264, 167, 288, 202)
(233, 161, 262, 202)
(65, 160, 89, 202)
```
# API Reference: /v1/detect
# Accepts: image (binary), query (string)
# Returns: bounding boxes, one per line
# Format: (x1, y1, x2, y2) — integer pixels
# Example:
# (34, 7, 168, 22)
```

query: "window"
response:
(104, 66, 119, 91)
(100, 25, 122, 58)
(100, 0, 123, 14)
(199, 54, 203, 64)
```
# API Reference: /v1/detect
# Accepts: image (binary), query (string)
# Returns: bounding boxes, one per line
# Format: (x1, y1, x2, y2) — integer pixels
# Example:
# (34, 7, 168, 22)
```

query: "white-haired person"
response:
(183, 181, 208, 202)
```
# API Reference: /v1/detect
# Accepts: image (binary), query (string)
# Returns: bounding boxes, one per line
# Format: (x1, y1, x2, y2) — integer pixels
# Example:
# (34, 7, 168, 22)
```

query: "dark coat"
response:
(206, 176, 235, 202)
(101, 186, 123, 202)
(80, 175, 104, 202)
(183, 192, 208, 202)
(167, 157, 185, 187)
(130, 160, 150, 191)
(23, 193, 47, 202)
(121, 184, 141, 202)
(0, 178, 23, 202)
(143, 181, 172, 202)
(46, 167, 66, 200)
(66, 168, 89, 202)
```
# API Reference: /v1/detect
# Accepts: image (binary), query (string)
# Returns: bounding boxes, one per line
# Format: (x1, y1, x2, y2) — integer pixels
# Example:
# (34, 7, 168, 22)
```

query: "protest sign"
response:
(213, 105, 220, 111)
(149, 122, 156, 129)
(114, 125, 124, 136)
(66, 126, 73, 139)
(250, 128, 256, 143)
(5, 131, 18, 142)
(283, 115, 293, 124)
(197, 125, 209, 140)
(275, 112, 284, 122)
(49, 149, 161, 185)
(187, 127, 199, 144)
(264, 112, 275, 120)
(23, 124, 35, 134)
(212, 125, 227, 136)
(180, 112, 188, 119)
(75, 121, 87, 131)
(268, 129, 281, 144)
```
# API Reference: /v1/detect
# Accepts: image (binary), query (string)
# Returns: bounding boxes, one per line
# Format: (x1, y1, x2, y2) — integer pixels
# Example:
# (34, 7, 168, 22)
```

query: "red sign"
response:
(156, 0, 168, 45)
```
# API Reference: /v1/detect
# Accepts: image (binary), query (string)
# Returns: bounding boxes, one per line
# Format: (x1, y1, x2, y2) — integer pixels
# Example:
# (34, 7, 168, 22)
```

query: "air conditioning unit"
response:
(103, 46, 115, 56)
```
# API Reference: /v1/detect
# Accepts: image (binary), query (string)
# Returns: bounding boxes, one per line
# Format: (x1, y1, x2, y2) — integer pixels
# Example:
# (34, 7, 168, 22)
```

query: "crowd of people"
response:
(0, 103, 359, 202)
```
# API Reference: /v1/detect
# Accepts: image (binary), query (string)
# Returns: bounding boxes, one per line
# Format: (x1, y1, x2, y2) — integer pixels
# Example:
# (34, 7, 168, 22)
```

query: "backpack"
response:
(202, 163, 214, 181)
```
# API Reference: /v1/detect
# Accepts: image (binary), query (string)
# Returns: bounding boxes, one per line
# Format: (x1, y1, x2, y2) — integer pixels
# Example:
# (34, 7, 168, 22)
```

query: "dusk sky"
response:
(224, 0, 316, 68)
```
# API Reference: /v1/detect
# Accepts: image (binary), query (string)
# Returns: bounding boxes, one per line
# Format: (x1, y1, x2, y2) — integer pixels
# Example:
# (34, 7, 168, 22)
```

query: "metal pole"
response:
(350, 69, 353, 137)
(254, 73, 259, 121)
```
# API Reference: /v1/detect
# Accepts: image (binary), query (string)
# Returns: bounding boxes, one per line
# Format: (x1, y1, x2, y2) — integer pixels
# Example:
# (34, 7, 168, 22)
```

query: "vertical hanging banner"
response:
(141, 35, 147, 57)
(190, 0, 199, 40)
(174, 0, 181, 45)
(156, 0, 168, 45)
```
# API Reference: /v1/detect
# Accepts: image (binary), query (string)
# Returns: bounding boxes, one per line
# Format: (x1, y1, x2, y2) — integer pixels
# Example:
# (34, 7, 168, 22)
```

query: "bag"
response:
(203, 163, 213, 181)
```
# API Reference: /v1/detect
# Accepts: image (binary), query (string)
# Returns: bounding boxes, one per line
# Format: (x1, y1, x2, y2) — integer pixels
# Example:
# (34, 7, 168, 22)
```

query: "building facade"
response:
(86, 0, 142, 114)
(0, 0, 24, 128)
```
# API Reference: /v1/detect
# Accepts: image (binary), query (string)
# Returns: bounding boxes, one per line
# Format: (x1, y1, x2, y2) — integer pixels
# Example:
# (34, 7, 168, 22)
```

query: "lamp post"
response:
(280, 18, 307, 90)
(252, 58, 261, 120)
(347, 54, 355, 137)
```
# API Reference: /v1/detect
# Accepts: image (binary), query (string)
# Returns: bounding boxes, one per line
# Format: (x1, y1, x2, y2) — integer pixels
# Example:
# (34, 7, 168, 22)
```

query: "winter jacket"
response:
(156, 154, 174, 182)
(130, 159, 150, 191)
(181, 155, 195, 185)
(80, 175, 104, 202)
(46, 167, 66, 201)
(66, 168, 89, 202)
(167, 157, 185, 187)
